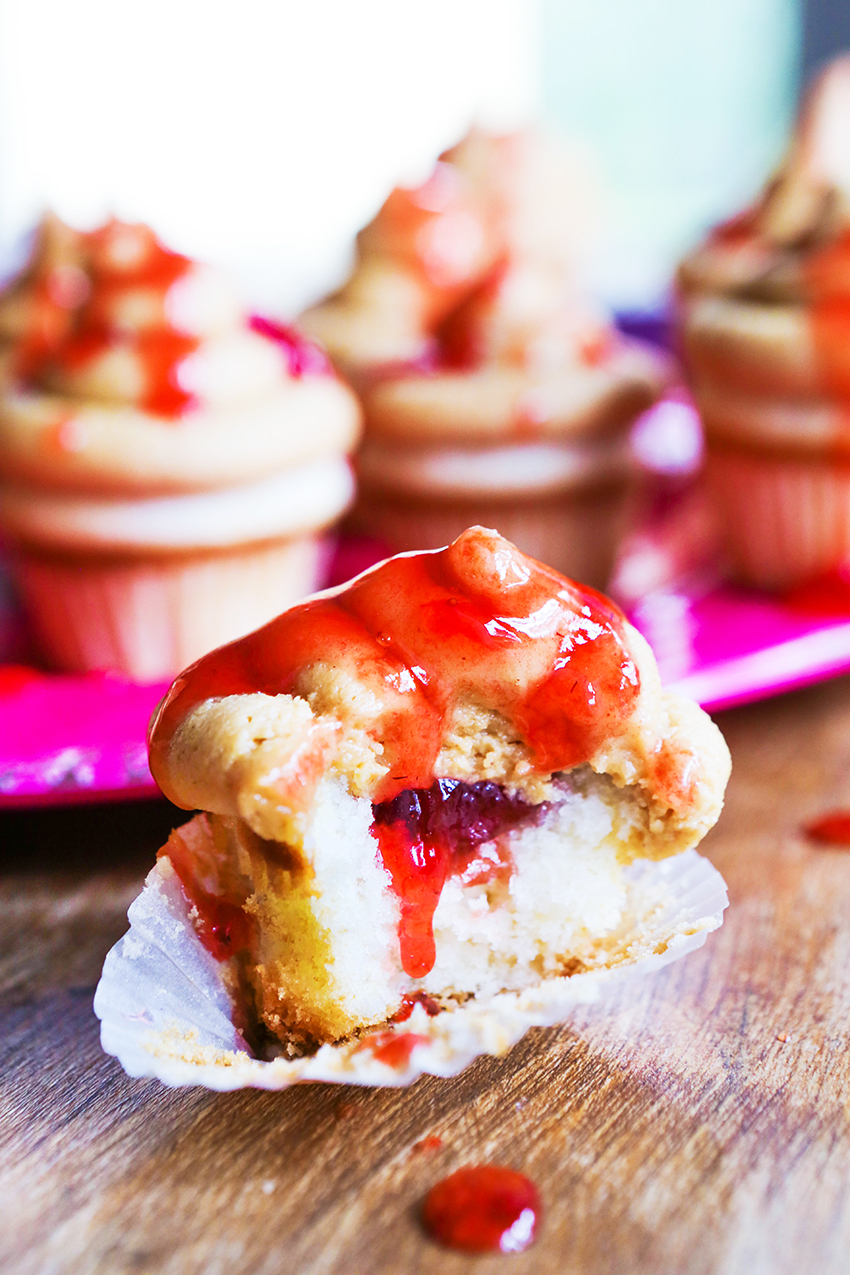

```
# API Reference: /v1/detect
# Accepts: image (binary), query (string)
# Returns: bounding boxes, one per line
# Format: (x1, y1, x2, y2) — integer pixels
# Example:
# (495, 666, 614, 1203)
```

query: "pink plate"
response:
(3, 397, 850, 808)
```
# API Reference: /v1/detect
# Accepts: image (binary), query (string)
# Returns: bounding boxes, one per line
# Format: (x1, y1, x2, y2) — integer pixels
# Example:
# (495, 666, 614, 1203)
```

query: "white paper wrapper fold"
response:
(94, 848, 728, 1091)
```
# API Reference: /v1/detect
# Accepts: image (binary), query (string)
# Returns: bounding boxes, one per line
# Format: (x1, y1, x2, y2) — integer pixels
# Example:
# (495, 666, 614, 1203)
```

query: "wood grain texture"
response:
(3, 678, 850, 1274)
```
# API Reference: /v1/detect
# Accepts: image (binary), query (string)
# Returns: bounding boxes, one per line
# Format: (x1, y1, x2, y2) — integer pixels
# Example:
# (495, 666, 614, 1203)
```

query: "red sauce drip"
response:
(148, 531, 640, 976)
(391, 992, 442, 1022)
(160, 823, 253, 962)
(805, 229, 850, 405)
(249, 315, 331, 377)
(784, 569, 850, 615)
(411, 1134, 443, 1155)
(372, 779, 536, 977)
(16, 219, 202, 419)
(360, 1030, 430, 1069)
(422, 1165, 540, 1254)
(805, 812, 850, 845)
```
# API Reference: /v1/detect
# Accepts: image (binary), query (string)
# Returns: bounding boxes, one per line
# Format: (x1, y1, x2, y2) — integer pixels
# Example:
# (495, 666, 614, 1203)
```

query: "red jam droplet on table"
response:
(805, 812, 850, 846)
(422, 1165, 540, 1254)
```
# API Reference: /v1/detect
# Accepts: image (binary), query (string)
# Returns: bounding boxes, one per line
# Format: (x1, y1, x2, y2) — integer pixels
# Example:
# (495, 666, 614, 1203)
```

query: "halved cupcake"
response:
(147, 526, 730, 1048)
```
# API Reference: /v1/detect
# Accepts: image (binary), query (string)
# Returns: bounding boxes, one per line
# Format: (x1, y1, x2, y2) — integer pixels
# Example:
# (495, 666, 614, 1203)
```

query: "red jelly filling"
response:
(422, 1165, 540, 1254)
(372, 779, 537, 977)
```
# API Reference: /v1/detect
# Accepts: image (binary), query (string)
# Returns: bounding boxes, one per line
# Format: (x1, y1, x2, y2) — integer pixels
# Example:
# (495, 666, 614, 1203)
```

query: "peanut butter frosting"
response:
(150, 527, 730, 859)
(301, 129, 669, 444)
(0, 217, 361, 496)
(679, 57, 850, 455)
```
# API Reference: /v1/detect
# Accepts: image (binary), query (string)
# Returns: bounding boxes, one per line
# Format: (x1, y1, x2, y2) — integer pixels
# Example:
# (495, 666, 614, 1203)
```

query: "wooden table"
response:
(3, 675, 850, 1275)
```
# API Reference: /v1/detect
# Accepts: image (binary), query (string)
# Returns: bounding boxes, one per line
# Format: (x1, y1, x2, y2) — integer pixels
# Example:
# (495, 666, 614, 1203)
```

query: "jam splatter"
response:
(358, 1031, 430, 1070)
(422, 1165, 540, 1254)
(160, 818, 253, 961)
(249, 315, 331, 377)
(805, 812, 850, 845)
(391, 992, 442, 1022)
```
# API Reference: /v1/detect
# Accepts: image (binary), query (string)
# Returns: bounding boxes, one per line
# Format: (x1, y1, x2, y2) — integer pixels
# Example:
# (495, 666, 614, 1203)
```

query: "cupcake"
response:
(0, 217, 361, 678)
(301, 130, 670, 588)
(678, 56, 850, 590)
(145, 527, 730, 1049)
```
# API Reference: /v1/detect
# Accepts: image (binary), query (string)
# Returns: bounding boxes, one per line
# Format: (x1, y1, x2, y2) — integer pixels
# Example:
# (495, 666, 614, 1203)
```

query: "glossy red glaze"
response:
(422, 1165, 540, 1253)
(15, 219, 203, 420)
(804, 230, 850, 403)
(150, 531, 638, 805)
(805, 812, 850, 846)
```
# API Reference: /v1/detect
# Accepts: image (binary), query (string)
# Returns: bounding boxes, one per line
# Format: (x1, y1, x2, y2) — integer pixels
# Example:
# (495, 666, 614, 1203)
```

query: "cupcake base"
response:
(350, 481, 630, 588)
(706, 443, 850, 590)
(13, 534, 329, 680)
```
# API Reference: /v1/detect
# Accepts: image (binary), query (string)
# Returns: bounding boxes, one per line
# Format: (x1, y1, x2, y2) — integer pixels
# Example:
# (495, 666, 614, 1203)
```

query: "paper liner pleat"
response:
(706, 448, 850, 589)
(15, 535, 327, 679)
(94, 848, 728, 1092)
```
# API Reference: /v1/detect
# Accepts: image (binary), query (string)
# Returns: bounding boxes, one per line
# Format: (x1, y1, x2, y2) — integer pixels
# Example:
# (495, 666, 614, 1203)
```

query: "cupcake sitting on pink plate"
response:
(301, 129, 671, 589)
(0, 216, 361, 679)
(678, 56, 850, 591)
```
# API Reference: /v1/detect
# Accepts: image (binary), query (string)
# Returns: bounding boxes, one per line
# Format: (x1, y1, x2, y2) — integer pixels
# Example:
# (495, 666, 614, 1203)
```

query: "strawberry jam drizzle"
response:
(359, 1030, 431, 1070)
(149, 530, 640, 978)
(159, 820, 253, 962)
(249, 315, 331, 377)
(372, 779, 536, 977)
(803, 229, 850, 408)
(15, 219, 204, 419)
(422, 1165, 540, 1253)
(805, 812, 850, 846)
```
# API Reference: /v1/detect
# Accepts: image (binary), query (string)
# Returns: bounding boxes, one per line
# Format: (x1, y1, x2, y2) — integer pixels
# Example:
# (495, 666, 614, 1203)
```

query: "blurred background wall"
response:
(0, 0, 845, 318)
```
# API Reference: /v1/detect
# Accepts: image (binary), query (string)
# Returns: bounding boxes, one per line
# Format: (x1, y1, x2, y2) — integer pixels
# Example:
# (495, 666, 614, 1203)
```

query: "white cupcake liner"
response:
(94, 848, 728, 1092)
(706, 446, 850, 588)
(14, 533, 330, 679)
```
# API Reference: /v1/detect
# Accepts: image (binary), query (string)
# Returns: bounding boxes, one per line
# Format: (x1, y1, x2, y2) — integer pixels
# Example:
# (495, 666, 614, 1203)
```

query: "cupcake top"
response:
(679, 56, 850, 306)
(678, 57, 850, 452)
(301, 129, 669, 444)
(0, 216, 360, 495)
(149, 526, 729, 855)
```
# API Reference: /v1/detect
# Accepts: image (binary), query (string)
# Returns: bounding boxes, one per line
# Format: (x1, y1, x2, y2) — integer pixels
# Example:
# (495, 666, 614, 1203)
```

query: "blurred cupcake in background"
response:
(301, 129, 670, 587)
(0, 217, 360, 679)
(679, 56, 850, 591)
